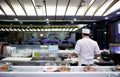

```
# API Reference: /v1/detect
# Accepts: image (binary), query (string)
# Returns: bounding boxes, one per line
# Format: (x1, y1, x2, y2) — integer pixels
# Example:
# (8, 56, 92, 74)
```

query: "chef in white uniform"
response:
(68, 28, 100, 66)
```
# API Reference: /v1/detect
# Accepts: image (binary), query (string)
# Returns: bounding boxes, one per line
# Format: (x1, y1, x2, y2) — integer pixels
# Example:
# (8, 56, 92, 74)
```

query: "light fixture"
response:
(93, 23, 96, 25)
(73, 18, 77, 21)
(17, 29, 21, 31)
(22, 28, 25, 31)
(37, 29, 40, 31)
(62, 28, 66, 31)
(14, 18, 18, 21)
(45, 18, 49, 21)
(1, 28, 5, 31)
(105, 17, 109, 20)
(73, 28, 78, 31)
(13, 28, 17, 31)
(26, 29, 29, 31)
(46, 21, 49, 24)
(5, 28, 9, 31)
(29, 29, 33, 31)
(20, 22, 23, 24)
(69, 28, 73, 31)
(116, 12, 120, 14)
(44, 29, 47, 31)
(41, 29, 44, 31)
(33, 29, 37, 31)
(9, 28, 13, 31)
(47, 29, 51, 31)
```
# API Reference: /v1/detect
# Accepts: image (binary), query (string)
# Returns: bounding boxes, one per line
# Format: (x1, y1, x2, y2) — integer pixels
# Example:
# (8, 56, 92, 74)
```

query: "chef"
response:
(68, 28, 100, 66)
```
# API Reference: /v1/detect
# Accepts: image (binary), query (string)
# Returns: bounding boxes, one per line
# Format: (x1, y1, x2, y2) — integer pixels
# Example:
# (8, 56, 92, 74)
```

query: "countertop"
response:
(0, 66, 120, 77)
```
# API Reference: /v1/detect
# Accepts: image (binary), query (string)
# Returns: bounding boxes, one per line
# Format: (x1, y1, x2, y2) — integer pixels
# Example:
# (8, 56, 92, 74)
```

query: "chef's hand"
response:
(68, 54, 72, 59)
(68, 52, 77, 59)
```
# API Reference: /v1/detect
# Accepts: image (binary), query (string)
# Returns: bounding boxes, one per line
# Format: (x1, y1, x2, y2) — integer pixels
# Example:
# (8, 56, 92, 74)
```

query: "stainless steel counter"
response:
(0, 66, 120, 77)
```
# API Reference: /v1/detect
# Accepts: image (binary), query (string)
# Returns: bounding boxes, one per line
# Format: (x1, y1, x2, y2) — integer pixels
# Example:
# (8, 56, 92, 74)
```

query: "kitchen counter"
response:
(0, 66, 120, 77)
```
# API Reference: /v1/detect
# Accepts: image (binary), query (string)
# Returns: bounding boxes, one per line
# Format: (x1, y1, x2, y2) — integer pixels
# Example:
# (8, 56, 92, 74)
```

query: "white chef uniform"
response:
(74, 29, 100, 66)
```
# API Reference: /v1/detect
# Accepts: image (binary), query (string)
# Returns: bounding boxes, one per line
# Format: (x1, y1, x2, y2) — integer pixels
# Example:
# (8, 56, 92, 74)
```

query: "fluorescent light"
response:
(51, 28, 54, 31)
(13, 28, 17, 31)
(40, 34, 43, 37)
(105, 17, 109, 20)
(37, 29, 40, 31)
(17, 29, 21, 31)
(47, 29, 51, 31)
(44, 29, 47, 31)
(41, 29, 44, 31)
(33, 29, 37, 31)
(14, 18, 18, 21)
(5, 28, 9, 31)
(46, 18, 49, 21)
(104, 1, 120, 16)
(65, 28, 69, 31)
(73, 28, 78, 31)
(26, 29, 29, 31)
(58, 28, 62, 31)
(73, 18, 77, 21)
(9, 28, 13, 31)
(95, 0, 114, 16)
(69, 28, 73, 31)
(62, 28, 66, 31)
(46, 21, 49, 24)
(54, 28, 58, 31)
(22, 28, 25, 31)
(1, 28, 5, 31)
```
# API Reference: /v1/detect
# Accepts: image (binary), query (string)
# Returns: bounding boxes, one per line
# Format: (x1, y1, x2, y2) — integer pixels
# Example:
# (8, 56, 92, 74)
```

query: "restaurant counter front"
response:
(0, 66, 120, 77)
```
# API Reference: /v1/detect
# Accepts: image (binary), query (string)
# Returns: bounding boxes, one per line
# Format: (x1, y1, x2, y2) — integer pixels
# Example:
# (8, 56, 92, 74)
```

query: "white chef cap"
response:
(82, 28, 90, 34)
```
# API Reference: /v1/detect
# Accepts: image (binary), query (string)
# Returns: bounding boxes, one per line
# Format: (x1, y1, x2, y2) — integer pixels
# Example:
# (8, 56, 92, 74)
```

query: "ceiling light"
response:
(65, 28, 69, 31)
(116, 12, 120, 14)
(41, 29, 44, 31)
(17, 29, 21, 31)
(69, 28, 73, 31)
(22, 29, 25, 31)
(37, 29, 40, 31)
(46, 21, 49, 24)
(1, 28, 5, 31)
(93, 23, 96, 25)
(5, 28, 9, 31)
(105, 17, 109, 20)
(33, 29, 37, 31)
(62, 28, 66, 31)
(9, 28, 13, 31)
(26, 29, 29, 31)
(14, 18, 18, 21)
(44, 29, 47, 31)
(46, 18, 49, 21)
(73, 18, 77, 21)
(54, 28, 59, 31)
(30, 29, 33, 31)
(73, 28, 78, 31)
(13, 28, 17, 31)
(40, 34, 43, 37)
(51, 28, 54, 31)
(47, 29, 51, 31)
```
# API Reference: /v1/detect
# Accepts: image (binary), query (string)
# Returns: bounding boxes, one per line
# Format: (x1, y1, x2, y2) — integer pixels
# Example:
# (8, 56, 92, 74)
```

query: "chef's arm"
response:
(94, 54, 101, 59)
(68, 52, 78, 59)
